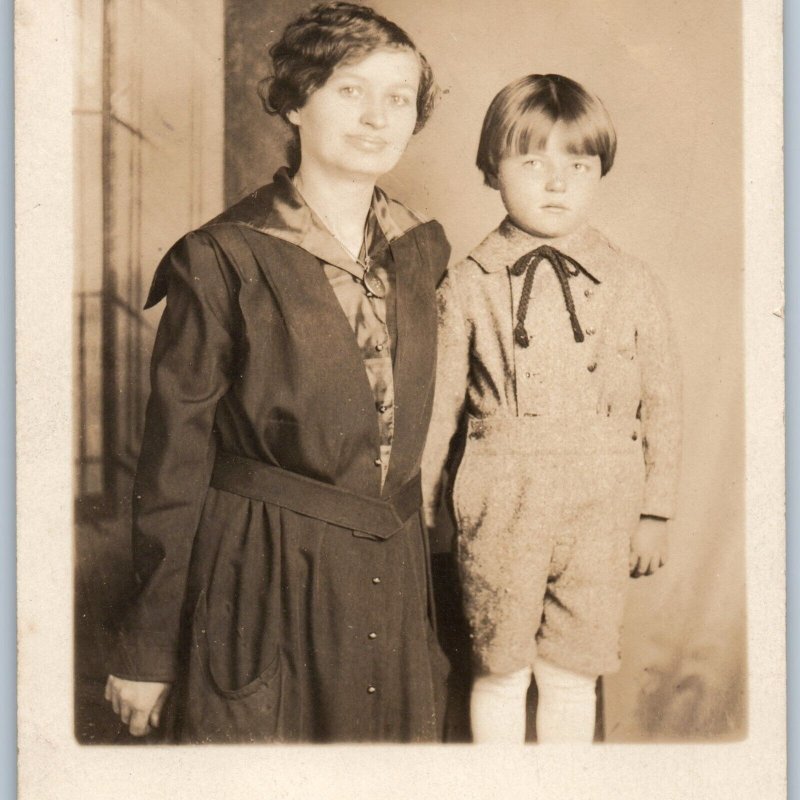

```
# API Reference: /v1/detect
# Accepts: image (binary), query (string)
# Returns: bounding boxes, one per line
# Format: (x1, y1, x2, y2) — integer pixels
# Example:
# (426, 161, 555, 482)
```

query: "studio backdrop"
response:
(74, 0, 744, 741)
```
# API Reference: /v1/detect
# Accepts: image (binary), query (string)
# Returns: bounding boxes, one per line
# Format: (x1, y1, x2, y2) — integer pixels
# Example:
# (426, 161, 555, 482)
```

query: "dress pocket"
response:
(183, 590, 287, 743)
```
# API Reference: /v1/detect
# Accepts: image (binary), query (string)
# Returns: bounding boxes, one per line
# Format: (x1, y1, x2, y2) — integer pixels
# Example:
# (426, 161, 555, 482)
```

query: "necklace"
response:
(291, 178, 387, 299)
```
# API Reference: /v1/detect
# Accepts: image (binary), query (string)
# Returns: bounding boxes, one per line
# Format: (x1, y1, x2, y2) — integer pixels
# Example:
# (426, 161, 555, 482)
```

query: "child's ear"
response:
(486, 172, 500, 191)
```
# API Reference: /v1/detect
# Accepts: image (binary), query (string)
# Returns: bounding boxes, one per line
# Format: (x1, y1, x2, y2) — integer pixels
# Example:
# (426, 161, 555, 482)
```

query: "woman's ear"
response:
(286, 108, 300, 126)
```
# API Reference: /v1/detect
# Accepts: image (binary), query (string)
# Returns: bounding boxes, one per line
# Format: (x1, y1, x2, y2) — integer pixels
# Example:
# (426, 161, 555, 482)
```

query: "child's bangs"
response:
(505, 108, 604, 160)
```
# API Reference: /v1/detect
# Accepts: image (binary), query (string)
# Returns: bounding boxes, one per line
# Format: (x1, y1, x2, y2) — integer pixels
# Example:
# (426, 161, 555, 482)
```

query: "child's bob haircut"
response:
(476, 74, 617, 186)
(258, 2, 437, 172)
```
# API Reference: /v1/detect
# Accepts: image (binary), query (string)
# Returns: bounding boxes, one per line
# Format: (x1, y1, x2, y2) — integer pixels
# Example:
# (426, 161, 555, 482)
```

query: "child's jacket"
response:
(422, 218, 681, 526)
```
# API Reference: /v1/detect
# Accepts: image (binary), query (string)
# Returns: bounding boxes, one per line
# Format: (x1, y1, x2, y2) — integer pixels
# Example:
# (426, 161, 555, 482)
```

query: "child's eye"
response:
(523, 159, 544, 169)
(339, 85, 361, 98)
(573, 162, 590, 172)
(389, 93, 412, 106)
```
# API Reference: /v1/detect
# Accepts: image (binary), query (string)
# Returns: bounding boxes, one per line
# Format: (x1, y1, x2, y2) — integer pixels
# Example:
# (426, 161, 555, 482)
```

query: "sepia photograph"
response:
(18, 0, 784, 795)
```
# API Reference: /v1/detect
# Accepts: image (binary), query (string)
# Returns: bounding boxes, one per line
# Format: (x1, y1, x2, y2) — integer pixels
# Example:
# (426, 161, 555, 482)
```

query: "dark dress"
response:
(109, 172, 451, 743)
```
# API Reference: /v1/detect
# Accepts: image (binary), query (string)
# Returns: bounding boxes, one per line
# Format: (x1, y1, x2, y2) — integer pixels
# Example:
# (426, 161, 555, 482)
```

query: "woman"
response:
(104, 2, 450, 743)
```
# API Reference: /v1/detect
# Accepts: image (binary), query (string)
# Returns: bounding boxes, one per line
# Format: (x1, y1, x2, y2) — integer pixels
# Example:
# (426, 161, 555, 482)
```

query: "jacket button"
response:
(375, 343, 384, 352)
(368, 632, 377, 639)
(587, 363, 597, 372)
(367, 685, 377, 694)
(377, 403, 388, 413)
(372, 577, 381, 584)
(374, 457, 382, 466)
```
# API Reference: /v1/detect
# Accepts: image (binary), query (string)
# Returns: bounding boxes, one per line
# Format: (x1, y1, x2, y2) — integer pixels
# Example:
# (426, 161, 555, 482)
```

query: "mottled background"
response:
(74, 0, 744, 742)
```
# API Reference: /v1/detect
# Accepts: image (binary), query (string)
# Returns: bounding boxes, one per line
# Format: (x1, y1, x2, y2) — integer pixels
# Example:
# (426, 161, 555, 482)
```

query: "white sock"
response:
(532, 658, 597, 743)
(470, 667, 532, 743)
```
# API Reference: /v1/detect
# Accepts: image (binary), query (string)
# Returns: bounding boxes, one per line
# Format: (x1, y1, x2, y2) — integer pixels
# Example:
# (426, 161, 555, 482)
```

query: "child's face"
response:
(493, 121, 603, 238)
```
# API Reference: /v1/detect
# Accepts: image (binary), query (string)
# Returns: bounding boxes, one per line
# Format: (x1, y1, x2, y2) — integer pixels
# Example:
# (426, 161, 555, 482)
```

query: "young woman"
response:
(105, 2, 450, 743)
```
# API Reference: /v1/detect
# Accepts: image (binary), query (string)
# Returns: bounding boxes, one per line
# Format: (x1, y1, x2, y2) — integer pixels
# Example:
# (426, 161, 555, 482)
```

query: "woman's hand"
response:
(104, 675, 172, 736)
(629, 517, 669, 577)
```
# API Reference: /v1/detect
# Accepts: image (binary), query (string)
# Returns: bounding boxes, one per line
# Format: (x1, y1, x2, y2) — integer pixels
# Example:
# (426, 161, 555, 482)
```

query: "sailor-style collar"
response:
(207, 168, 427, 277)
(468, 217, 623, 284)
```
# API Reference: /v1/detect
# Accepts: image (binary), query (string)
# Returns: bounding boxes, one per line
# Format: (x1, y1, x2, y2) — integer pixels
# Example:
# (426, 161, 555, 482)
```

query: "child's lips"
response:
(541, 204, 569, 213)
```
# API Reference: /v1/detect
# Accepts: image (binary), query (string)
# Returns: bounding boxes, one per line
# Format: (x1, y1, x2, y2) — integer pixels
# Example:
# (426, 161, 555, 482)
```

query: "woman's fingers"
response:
(129, 709, 152, 737)
(119, 702, 132, 725)
(149, 691, 168, 729)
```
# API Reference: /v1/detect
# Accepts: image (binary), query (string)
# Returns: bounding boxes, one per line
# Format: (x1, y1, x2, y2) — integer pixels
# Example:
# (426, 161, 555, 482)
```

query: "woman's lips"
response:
(347, 135, 388, 152)
(541, 204, 569, 213)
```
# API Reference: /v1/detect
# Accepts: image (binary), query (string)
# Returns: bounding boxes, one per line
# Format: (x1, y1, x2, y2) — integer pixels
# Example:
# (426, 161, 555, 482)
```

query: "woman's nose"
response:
(360, 97, 387, 128)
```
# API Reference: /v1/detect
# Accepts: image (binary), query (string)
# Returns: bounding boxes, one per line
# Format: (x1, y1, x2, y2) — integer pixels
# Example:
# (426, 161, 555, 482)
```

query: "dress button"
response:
(374, 457, 382, 466)
(584, 289, 593, 298)
(524, 371, 531, 379)
(368, 632, 377, 640)
(585, 327, 596, 336)
(631, 431, 638, 441)
(375, 343, 384, 352)
(367, 685, 377, 694)
(587, 363, 597, 372)
(372, 577, 381, 584)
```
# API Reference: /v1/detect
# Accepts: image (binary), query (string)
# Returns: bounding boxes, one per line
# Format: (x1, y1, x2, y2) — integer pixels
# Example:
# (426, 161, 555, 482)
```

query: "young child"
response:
(422, 74, 681, 744)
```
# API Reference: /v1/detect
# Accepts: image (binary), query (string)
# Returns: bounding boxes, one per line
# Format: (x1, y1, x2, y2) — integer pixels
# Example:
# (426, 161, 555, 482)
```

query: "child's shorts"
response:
(452, 414, 646, 677)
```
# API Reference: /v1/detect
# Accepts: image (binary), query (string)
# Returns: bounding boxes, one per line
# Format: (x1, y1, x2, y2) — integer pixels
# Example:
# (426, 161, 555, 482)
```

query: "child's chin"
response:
(514, 219, 581, 239)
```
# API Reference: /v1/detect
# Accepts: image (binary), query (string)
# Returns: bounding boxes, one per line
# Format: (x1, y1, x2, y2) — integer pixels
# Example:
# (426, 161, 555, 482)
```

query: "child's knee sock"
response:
(532, 658, 597, 743)
(470, 667, 532, 743)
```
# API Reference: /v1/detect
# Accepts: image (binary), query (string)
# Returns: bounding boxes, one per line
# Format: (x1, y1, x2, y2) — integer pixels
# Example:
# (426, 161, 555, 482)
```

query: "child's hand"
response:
(629, 517, 669, 578)
(105, 674, 172, 736)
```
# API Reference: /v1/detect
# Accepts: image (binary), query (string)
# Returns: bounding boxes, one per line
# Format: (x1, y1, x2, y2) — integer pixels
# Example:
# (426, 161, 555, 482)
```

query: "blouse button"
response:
(631, 431, 639, 441)
(587, 363, 597, 372)
(585, 327, 596, 336)
(584, 289, 593, 298)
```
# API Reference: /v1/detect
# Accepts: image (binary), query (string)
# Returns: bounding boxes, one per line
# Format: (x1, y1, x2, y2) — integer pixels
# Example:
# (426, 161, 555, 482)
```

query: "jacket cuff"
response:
(107, 630, 179, 683)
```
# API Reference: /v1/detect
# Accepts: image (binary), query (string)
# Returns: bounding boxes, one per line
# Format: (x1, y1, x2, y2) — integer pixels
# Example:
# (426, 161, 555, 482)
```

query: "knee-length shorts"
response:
(452, 415, 646, 677)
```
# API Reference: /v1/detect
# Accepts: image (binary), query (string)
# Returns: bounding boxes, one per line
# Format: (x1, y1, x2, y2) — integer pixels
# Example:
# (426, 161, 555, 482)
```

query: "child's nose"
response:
(546, 170, 567, 192)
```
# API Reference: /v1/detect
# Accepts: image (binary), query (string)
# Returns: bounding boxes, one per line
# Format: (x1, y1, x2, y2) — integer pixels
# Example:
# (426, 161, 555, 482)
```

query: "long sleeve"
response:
(110, 231, 238, 681)
(420, 269, 471, 528)
(636, 268, 682, 519)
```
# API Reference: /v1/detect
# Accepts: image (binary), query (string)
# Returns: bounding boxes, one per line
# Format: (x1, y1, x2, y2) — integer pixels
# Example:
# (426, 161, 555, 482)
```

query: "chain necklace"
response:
(291, 178, 387, 299)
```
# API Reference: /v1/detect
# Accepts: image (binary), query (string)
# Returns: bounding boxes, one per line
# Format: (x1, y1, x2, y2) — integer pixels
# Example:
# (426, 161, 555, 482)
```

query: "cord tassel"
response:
(509, 245, 599, 347)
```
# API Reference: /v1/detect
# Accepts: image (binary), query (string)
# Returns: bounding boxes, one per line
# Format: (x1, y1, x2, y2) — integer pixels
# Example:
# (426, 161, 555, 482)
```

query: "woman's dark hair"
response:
(476, 74, 617, 185)
(257, 2, 437, 171)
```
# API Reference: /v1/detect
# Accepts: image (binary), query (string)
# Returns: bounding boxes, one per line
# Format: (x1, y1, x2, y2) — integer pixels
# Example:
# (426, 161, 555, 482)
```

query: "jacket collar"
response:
(469, 217, 620, 283)
(208, 168, 427, 275)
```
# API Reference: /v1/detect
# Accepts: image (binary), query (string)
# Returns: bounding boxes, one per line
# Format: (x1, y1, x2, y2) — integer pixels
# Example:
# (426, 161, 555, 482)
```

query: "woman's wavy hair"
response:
(257, 2, 437, 172)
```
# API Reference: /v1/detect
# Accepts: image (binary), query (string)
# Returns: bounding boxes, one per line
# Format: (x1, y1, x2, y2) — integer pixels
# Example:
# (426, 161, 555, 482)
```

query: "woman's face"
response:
(287, 47, 421, 181)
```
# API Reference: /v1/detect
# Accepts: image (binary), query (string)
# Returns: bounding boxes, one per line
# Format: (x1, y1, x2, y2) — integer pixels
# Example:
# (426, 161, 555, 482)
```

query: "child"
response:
(421, 74, 681, 743)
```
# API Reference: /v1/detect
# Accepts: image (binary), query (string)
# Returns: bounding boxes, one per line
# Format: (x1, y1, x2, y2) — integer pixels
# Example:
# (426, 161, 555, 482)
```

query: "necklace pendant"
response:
(364, 270, 386, 298)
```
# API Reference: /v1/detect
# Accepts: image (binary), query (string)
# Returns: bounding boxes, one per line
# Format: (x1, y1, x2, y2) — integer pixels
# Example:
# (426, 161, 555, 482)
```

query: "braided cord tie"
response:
(509, 245, 599, 348)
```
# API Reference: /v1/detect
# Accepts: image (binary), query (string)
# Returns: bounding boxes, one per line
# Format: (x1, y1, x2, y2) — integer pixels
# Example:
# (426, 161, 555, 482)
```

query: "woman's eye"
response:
(390, 94, 411, 106)
(524, 159, 543, 169)
(339, 85, 361, 97)
(573, 162, 590, 172)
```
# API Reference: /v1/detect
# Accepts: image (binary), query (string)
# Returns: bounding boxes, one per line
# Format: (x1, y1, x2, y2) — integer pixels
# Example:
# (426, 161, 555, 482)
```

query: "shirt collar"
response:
(468, 217, 618, 283)
(210, 168, 425, 275)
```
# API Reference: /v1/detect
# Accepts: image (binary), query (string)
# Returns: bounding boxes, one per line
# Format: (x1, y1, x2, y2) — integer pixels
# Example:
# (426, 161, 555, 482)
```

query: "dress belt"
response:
(210, 451, 422, 540)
